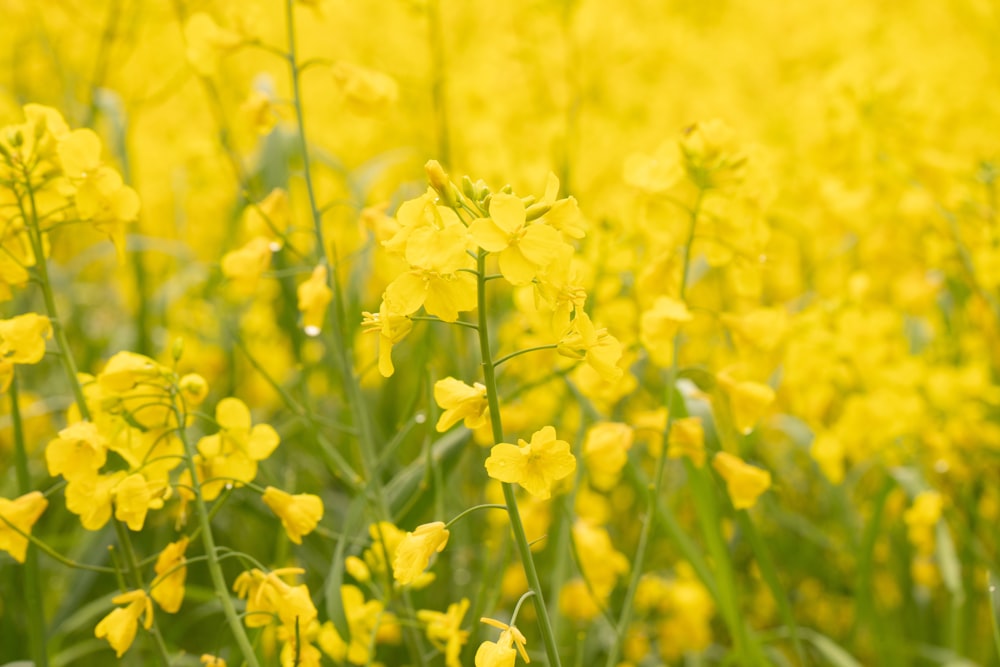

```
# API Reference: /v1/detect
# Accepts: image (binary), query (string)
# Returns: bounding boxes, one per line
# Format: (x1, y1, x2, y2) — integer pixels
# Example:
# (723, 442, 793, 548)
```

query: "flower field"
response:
(2, 1, 1000, 665)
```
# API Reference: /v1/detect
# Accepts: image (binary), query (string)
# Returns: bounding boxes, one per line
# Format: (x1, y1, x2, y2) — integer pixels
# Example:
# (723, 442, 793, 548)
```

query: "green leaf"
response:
(737, 511, 805, 663)
(797, 627, 863, 667)
(324, 495, 366, 642)
(989, 571, 1000, 662)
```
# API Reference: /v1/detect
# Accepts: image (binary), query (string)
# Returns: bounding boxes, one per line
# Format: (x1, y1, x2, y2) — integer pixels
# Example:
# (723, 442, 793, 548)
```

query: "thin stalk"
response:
(10, 375, 49, 667)
(425, 0, 452, 165)
(111, 520, 172, 666)
(285, 4, 426, 663)
(476, 251, 562, 667)
(172, 400, 261, 667)
(604, 188, 704, 667)
(19, 172, 90, 420)
(0, 514, 115, 574)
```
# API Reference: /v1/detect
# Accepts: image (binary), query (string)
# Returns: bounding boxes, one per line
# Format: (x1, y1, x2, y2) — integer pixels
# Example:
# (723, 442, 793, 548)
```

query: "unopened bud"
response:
(525, 201, 552, 221)
(424, 160, 458, 207)
(171, 336, 185, 362)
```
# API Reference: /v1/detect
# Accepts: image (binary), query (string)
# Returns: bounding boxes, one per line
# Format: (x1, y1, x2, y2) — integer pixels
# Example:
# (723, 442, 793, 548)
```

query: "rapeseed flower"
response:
(261, 486, 324, 544)
(393, 521, 449, 585)
(434, 377, 489, 431)
(94, 589, 153, 657)
(0, 491, 47, 563)
(485, 425, 576, 500)
(151, 537, 190, 613)
(712, 452, 771, 510)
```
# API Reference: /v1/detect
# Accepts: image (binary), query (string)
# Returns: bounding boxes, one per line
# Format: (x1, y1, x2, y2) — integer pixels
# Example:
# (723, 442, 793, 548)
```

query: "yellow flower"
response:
(667, 417, 706, 467)
(393, 521, 450, 585)
(362, 301, 413, 378)
(434, 377, 489, 432)
(151, 537, 190, 613)
(298, 265, 333, 336)
(114, 473, 169, 531)
(557, 312, 624, 382)
(716, 369, 775, 434)
(221, 237, 272, 294)
(331, 61, 399, 114)
(244, 188, 289, 245)
(318, 585, 386, 665)
(904, 490, 943, 556)
(417, 598, 470, 667)
(262, 486, 324, 544)
(65, 471, 125, 530)
(201, 655, 227, 667)
(485, 425, 576, 500)
(233, 567, 316, 630)
(469, 192, 568, 286)
(94, 589, 153, 658)
(345, 555, 371, 583)
(0, 313, 51, 364)
(476, 618, 530, 667)
(711, 452, 771, 510)
(45, 420, 108, 482)
(639, 297, 693, 366)
(583, 422, 633, 491)
(0, 491, 48, 563)
(178, 373, 209, 406)
(184, 13, 241, 76)
(195, 397, 280, 499)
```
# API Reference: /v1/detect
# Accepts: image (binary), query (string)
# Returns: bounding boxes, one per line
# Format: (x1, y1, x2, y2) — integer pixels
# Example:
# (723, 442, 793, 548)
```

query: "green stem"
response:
(19, 171, 90, 420)
(493, 344, 558, 368)
(111, 520, 172, 666)
(173, 401, 260, 667)
(0, 513, 115, 574)
(10, 375, 49, 667)
(285, 3, 426, 663)
(425, 0, 452, 166)
(604, 188, 704, 667)
(444, 503, 508, 529)
(476, 251, 563, 667)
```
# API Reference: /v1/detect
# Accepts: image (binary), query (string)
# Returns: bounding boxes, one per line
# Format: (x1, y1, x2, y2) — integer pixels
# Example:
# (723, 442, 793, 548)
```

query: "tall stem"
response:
(605, 189, 703, 667)
(476, 251, 563, 667)
(11, 375, 49, 667)
(173, 400, 261, 667)
(284, 3, 426, 662)
(20, 166, 172, 666)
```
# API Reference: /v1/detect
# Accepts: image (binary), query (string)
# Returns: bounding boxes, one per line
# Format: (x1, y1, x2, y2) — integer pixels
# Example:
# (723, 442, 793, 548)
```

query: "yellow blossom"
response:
(393, 521, 450, 585)
(114, 473, 169, 531)
(557, 312, 624, 382)
(45, 420, 108, 482)
(469, 192, 568, 286)
(184, 13, 241, 76)
(151, 537, 190, 613)
(434, 377, 489, 431)
(476, 618, 530, 667)
(221, 237, 272, 294)
(640, 297, 693, 366)
(298, 265, 333, 335)
(716, 369, 775, 434)
(485, 425, 576, 500)
(331, 61, 399, 114)
(362, 301, 413, 378)
(94, 589, 153, 658)
(418, 598, 470, 667)
(711, 452, 771, 510)
(0, 313, 51, 364)
(667, 417, 706, 467)
(65, 471, 125, 530)
(583, 422, 633, 491)
(0, 491, 48, 563)
(262, 486, 324, 544)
